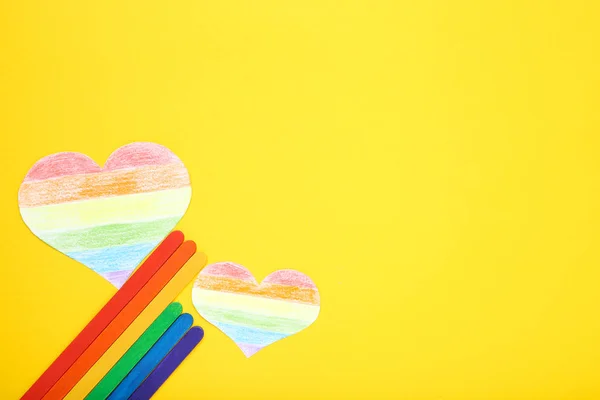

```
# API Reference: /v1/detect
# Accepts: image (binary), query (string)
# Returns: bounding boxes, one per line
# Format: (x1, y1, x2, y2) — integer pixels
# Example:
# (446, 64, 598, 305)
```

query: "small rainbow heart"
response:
(192, 262, 320, 357)
(18, 142, 191, 288)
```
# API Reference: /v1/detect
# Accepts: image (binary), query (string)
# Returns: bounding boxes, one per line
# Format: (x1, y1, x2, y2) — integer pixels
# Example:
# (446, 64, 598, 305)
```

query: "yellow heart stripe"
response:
(64, 251, 207, 400)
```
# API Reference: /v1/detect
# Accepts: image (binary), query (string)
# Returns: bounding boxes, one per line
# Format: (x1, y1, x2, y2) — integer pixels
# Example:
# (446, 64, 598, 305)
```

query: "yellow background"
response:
(1, 1, 599, 399)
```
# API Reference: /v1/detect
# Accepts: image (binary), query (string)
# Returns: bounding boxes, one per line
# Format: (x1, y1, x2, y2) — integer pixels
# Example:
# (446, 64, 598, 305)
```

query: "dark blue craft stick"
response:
(107, 314, 193, 400)
(129, 327, 204, 400)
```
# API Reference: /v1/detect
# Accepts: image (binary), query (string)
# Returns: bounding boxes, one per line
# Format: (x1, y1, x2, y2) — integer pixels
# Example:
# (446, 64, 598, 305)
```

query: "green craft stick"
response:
(85, 302, 183, 400)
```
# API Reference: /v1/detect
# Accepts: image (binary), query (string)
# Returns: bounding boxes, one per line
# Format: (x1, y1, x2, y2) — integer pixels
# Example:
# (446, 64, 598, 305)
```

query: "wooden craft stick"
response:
(43, 241, 197, 400)
(21, 231, 185, 400)
(58, 246, 206, 400)
(107, 314, 193, 400)
(85, 303, 183, 400)
(129, 327, 204, 400)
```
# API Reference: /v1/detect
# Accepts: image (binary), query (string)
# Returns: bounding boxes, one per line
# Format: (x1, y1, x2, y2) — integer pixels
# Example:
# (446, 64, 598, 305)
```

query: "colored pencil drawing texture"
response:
(192, 262, 320, 357)
(18, 142, 191, 288)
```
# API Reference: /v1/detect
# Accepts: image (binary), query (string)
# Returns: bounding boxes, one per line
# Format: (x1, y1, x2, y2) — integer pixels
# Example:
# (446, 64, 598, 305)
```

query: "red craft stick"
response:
(21, 231, 185, 400)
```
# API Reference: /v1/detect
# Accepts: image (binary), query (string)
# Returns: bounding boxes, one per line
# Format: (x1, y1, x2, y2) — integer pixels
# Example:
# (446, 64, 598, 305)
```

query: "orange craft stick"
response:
(21, 231, 185, 400)
(42, 240, 197, 400)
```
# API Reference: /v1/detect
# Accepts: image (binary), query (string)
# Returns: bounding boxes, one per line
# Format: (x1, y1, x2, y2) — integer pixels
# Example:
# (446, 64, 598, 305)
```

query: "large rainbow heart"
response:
(192, 262, 320, 357)
(18, 142, 191, 288)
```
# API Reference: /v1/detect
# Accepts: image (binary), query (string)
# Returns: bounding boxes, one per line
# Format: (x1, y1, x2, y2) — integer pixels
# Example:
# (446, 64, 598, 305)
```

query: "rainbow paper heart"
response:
(192, 262, 320, 357)
(18, 142, 191, 288)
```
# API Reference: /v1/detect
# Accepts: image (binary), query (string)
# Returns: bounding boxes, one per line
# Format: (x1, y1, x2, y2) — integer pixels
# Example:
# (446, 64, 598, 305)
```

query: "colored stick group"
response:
(22, 231, 205, 400)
